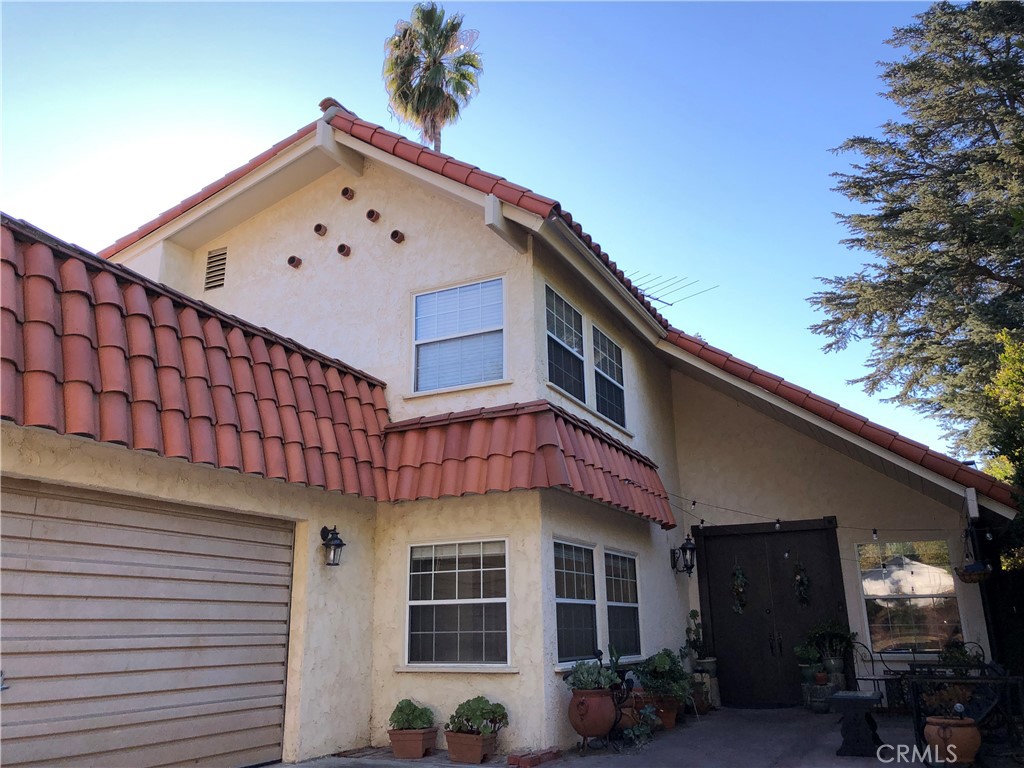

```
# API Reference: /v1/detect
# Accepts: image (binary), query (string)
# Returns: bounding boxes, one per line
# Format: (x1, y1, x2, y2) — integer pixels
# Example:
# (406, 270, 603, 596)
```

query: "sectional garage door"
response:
(0, 484, 294, 768)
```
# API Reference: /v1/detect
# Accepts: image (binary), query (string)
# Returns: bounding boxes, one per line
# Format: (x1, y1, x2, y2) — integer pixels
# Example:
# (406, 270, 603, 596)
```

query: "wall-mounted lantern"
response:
(670, 535, 697, 576)
(320, 526, 346, 567)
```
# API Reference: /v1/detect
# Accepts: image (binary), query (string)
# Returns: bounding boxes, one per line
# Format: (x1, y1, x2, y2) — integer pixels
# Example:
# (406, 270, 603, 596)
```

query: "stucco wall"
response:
(539, 489, 688, 748)
(369, 491, 545, 754)
(0, 424, 377, 763)
(670, 372, 991, 664)
(531, 242, 680, 494)
(123, 158, 541, 424)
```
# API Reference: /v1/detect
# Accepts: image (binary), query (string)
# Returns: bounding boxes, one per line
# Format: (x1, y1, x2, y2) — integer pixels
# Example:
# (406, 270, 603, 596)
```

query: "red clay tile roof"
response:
(664, 328, 1020, 509)
(93, 99, 1015, 510)
(384, 400, 676, 529)
(3, 215, 390, 499)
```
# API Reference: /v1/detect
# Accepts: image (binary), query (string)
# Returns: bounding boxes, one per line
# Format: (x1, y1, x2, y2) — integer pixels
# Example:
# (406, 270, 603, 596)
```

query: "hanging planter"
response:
(794, 562, 811, 606)
(955, 563, 993, 583)
(731, 565, 748, 614)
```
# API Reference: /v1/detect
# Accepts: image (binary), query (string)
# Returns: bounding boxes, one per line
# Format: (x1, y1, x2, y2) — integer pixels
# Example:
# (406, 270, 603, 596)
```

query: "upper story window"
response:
(546, 286, 627, 428)
(415, 278, 503, 392)
(857, 540, 962, 653)
(408, 540, 508, 664)
(546, 287, 585, 401)
(593, 328, 625, 427)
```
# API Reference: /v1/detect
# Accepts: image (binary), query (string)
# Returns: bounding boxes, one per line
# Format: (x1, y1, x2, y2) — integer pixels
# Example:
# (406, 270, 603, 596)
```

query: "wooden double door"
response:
(695, 517, 848, 707)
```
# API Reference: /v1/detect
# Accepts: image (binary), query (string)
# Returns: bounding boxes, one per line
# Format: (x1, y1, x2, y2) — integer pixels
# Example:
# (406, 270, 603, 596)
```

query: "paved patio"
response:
(275, 707, 933, 768)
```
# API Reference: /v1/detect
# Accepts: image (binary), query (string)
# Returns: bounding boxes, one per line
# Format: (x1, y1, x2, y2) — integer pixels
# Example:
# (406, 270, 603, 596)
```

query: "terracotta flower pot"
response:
(388, 727, 437, 759)
(814, 671, 829, 685)
(445, 731, 497, 764)
(567, 688, 617, 738)
(924, 716, 981, 765)
(654, 695, 680, 729)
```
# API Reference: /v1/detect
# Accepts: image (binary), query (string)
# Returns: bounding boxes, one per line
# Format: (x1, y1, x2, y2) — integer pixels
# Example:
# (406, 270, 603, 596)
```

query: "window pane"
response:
(546, 287, 583, 355)
(457, 570, 482, 599)
(415, 279, 503, 342)
(593, 328, 623, 384)
(608, 605, 640, 657)
(556, 603, 598, 662)
(595, 372, 625, 426)
(857, 540, 962, 652)
(548, 336, 585, 400)
(416, 331, 503, 392)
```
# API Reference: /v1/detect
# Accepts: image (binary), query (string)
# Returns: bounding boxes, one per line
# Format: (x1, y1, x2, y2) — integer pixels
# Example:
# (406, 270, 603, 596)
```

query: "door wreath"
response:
(731, 565, 748, 614)
(793, 562, 811, 606)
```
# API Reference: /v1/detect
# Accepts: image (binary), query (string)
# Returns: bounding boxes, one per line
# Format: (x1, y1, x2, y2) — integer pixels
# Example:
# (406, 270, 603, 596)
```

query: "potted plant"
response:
(387, 699, 437, 759)
(444, 696, 508, 764)
(564, 658, 619, 738)
(921, 685, 981, 765)
(794, 641, 822, 684)
(807, 618, 856, 674)
(637, 648, 691, 729)
(684, 610, 717, 677)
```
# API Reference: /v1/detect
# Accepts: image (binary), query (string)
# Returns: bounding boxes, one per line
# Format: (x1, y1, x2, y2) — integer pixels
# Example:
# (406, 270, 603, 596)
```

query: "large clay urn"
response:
(924, 716, 981, 765)
(568, 689, 617, 738)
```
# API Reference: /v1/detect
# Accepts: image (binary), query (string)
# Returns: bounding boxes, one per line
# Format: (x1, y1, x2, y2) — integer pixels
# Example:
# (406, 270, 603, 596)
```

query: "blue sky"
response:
(4, 1, 961, 454)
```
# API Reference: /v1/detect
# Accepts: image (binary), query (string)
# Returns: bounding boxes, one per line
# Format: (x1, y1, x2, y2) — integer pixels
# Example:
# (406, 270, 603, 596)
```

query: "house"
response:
(1, 97, 1018, 767)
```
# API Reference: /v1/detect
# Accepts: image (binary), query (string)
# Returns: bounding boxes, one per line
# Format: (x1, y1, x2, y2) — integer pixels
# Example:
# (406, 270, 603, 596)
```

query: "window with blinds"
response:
(414, 278, 504, 392)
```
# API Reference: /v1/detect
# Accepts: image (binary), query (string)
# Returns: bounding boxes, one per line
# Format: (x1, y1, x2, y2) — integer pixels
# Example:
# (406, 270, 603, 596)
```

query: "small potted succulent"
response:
(387, 699, 437, 759)
(564, 658, 619, 738)
(444, 696, 508, 764)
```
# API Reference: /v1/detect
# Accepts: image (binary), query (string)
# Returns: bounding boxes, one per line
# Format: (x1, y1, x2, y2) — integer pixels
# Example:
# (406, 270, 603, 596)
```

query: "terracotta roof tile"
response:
(2, 216, 389, 499)
(664, 327, 1019, 509)
(385, 400, 675, 529)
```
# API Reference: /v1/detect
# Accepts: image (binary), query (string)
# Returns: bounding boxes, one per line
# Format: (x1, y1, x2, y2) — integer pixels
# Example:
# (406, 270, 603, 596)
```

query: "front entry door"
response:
(695, 517, 847, 707)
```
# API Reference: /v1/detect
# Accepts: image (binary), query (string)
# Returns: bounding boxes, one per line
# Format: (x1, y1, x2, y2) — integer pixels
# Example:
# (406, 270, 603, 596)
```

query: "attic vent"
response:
(204, 249, 227, 291)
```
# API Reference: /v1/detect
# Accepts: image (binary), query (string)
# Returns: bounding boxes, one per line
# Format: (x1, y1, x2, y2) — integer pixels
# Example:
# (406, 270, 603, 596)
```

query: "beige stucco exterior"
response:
(78, 120, 1010, 762)
(671, 372, 992, 665)
(0, 424, 377, 763)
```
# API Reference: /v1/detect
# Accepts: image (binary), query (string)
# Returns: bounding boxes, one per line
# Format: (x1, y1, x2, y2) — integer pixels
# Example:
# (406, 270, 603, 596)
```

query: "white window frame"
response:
(545, 286, 587, 404)
(604, 549, 641, 658)
(592, 323, 626, 427)
(405, 537, 511, 667)
(412, 277, 506, 394)
(855, 539, 964, 655)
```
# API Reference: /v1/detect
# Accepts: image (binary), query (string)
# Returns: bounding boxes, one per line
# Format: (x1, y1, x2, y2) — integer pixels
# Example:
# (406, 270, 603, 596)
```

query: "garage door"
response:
(0, 484, 294, 768)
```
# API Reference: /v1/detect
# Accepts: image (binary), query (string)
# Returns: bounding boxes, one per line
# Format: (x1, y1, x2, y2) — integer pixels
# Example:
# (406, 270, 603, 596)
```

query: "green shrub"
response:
(445, 696, 509, 735)
(636, 648, 691, 700)
(388, 699, 434, 730)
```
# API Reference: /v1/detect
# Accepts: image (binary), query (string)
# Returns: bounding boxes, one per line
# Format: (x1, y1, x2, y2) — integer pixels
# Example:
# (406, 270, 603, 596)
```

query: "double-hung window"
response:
(605, 552, 640, 656)
(857, 540, 962, 653)
(593, 328, 625, 427)
(414, 279, 503, 392)
(408, 541, 508, 664)
(546, 287, 585, 401)
(554, 542, 597, 662)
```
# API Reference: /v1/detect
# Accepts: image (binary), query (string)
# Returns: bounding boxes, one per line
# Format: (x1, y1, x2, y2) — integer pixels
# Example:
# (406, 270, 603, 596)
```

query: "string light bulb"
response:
(699, 519, 705, 529)
(872, 528, 878, 541)
(775, 519, 781, 531)
(784, 549, 790, 560)
(691, 500, 697, 509)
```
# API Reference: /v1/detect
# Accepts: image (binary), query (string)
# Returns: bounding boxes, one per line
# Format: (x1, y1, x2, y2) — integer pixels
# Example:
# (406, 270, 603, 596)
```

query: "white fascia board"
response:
(539, 216, 667, 344)
(483, 194, 528, 254)
(112, 131, 329, 260)
(315, 120, 364, 176)
(657, 338, 1018, 520)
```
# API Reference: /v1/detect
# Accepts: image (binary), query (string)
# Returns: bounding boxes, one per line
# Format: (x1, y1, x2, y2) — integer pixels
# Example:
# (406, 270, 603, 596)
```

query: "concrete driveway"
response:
(275, 707, 930, 768)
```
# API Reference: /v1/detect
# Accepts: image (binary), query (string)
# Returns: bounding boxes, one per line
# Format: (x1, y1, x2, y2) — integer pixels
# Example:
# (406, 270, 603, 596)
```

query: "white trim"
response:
(395, 664, 520, 674)
(402, 379, 513, 400)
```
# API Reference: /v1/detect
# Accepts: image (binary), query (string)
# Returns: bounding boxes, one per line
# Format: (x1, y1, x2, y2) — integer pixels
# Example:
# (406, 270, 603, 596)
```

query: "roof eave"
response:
(657, 336, 1019, 519)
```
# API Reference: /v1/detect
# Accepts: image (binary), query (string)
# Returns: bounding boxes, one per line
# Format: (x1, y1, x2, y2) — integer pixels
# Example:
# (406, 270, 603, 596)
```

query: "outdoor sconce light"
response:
(670, 535, 697, 576)
(320, 526, 346, 567)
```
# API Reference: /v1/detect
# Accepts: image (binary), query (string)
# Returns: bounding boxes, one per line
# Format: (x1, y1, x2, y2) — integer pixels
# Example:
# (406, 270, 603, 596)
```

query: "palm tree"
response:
(383, 2, 483, 153)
